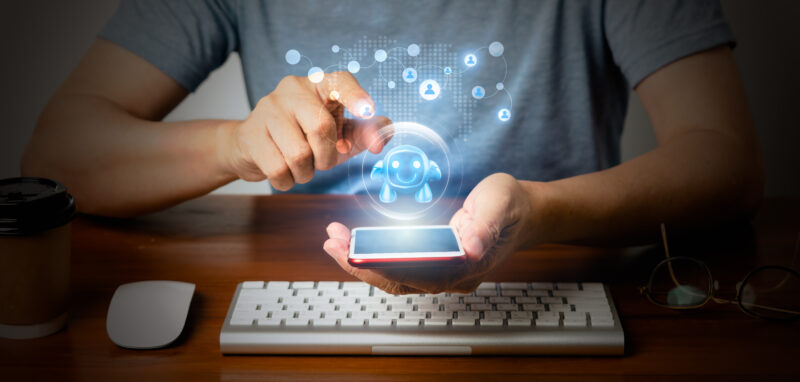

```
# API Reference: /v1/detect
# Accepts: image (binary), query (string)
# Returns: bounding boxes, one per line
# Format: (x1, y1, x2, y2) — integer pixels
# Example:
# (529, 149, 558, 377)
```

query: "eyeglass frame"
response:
(639, 224, 800, 321)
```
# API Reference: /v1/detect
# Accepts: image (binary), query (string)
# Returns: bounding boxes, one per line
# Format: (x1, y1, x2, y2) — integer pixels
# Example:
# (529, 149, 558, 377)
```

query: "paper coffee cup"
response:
(0, 177, 76, 339)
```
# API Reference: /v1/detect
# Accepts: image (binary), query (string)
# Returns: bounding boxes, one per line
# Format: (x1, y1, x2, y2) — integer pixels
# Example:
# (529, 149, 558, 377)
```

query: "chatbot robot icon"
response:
(370, 145, 441, 203)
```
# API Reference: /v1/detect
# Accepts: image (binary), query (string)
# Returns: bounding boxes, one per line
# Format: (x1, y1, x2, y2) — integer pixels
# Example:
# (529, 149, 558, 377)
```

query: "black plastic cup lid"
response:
(0, 177, 76, 236)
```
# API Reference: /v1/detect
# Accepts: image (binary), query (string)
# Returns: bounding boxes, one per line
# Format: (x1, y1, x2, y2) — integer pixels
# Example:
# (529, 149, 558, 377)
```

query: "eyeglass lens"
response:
(650, 258, 711, 307)
(739, 267, 800, 320)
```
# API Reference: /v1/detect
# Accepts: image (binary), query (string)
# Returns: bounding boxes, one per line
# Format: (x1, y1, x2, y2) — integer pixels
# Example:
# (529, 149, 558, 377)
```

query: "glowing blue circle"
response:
(489, 41, 504, 57)
(464, 54, 477, 67)
(307, 67, 324, 83)
(285, 49, 301, 65)
(497, 108, 511, 122)
(374, 49, 387, 62)
(471, 86, 485, 99)
(418, 79, 440, 101)
(402, 68, 417, 83)
(347, 61, 360, 74)
(387, 80, 396, 89)
(407, 44, 420, 57)
(331, 44, 340, 53)
(496, 82, 504, 90)
(443, 67, 452, 75)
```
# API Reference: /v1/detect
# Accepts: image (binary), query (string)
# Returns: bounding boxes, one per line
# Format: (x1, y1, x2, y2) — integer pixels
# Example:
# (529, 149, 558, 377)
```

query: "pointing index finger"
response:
(315, 71, 375, 120)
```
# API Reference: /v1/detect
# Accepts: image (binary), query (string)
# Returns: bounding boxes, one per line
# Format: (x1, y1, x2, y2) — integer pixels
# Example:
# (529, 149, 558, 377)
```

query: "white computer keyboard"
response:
(220, 281, 624, 355)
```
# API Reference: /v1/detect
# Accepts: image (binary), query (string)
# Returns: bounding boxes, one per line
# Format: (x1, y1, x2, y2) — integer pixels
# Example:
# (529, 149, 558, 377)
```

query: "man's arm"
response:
(22, 40, 237, 217)
(526, 45, 764, 245)
(22, 40, 386, 218)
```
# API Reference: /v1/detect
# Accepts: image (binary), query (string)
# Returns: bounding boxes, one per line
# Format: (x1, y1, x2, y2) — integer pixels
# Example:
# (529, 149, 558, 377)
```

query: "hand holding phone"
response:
(348, 225, 465, 268)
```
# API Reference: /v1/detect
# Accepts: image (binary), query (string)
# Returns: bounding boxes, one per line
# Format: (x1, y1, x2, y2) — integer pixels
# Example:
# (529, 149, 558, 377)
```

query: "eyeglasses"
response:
(640, 224, 800, 321)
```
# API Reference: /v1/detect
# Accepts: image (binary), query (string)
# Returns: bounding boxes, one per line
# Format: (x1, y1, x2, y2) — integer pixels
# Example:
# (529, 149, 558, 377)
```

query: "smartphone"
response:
(348, 225, 466, 268)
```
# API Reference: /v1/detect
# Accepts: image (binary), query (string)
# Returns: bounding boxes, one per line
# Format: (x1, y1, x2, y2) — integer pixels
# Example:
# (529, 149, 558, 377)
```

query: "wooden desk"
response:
(1, 195, 799, 379)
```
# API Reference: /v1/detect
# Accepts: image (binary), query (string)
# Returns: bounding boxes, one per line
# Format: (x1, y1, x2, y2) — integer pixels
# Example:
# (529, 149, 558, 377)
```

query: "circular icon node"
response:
(387, 80, 396, 89)
(359, 103, 372, 118)
(331, 44, 340, 53)
(402, 68, 417, 83)
(471, 86, 485, 99)
(497, 108, 511, 122)
(329, 90, 340, 101)
(374, 49, 387, 62)
(347, 60, 360, 74)
(285, 49, 301, 65)
(419, 79, 441, 101)
(443, 67, 452, 75)
(464, 54, 477, 67)
(407, 44, 420, 57)
(496, 82, 504, 90)
(307, 67, 324, 83)
(489, 41, 504, 57)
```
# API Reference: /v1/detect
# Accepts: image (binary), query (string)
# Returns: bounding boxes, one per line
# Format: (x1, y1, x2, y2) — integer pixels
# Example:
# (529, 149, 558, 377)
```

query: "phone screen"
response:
(353, 226, 460, 254)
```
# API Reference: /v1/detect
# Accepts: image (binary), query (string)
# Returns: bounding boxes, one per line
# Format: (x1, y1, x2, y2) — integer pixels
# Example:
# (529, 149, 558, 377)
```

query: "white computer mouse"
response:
(106, 280, 195, 349)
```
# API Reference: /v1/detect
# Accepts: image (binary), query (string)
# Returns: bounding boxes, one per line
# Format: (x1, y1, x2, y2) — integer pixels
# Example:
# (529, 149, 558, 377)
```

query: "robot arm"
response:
(428, 160, 442, 181)
(370, 160, 385, 180)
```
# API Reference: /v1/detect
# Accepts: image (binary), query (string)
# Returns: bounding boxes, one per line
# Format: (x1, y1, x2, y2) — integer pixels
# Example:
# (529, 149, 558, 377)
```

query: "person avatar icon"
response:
(444, 67, 452, 75)
(498, 108, 511, 121)
(424, 84, 435, 95)
(471, 86, 485, 99)
(419, 79, 440, 100)
(403, 68, 417, 83)
(464, 54, 477, 67)
(362, 105, 372, 117)
(467, 56, 475, 64)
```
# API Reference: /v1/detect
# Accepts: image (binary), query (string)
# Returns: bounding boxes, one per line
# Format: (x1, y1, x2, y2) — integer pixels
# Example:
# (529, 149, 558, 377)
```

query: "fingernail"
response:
(468, 236, 485, 257)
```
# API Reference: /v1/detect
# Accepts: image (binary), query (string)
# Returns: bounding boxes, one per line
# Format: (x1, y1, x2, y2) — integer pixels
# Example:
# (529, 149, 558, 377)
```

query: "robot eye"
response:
(392, 160, 399, 168)
(413, 160, 421, 169)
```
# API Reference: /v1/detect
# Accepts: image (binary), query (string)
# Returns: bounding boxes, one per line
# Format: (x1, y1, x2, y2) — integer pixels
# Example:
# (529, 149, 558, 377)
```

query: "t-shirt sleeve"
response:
(604, 0, 735, 88)
(98, 0, 239, 92)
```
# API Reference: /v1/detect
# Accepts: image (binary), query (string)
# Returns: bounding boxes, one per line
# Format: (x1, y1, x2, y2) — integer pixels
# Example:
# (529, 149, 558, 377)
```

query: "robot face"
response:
(386, 149, 425, 188)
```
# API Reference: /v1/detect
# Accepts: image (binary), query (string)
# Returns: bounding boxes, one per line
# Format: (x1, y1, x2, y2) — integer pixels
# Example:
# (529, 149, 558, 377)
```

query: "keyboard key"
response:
(510, 311, 533, 319)
(242, 281, 265, 289)
(233, 302, 259, 311)
(496, 304, 519, 311)
(396, 319, 421, 327)
(445, 303, 467, 311)
(256, 318, 281, 327)
(480, 319, 504, 327)
(320, 289, 346, 297)
(340, 318, 366, 327)
(368, 319, 393, 328)
(423, 318, 449, 327)
(389, 303, 414, 312)
(526, 290, 551, 297)
(537, 312, 560, 320)
(332, 296, 358, 305)
(477, 282, 496, 289)
(307, 297, 332, 305)
(410, 296, 434, 304)
(377, 311, 401, 320)
(296, 311, 320, 320)
(563, 318, 587, 327)
(415, 304, 440, 311)
(438, 296, 462, 304)
(343, 281, 370, 290)
(386, 296, 411, 304)
(266, 281, 290, 290)
(541, 297, 564, 304)
(470, 304, 493, 311)
(452, 318, 476, 327)
(530, 282, 553, 290)
(323, 311, 347, 319)
(500, 282, 528, 289)
(501, 290, 524, 297)
(483, 311, 506, 320)
(316, 281, 340, 290)
(349, 311, 374, 320)
(523, 304, 546, 311)
(508, 319, 532, 327)
(296, 289, 320, 297)
(489, 297, 512, 304)
(476, 289, 498, 297)
(581, 282, 605, 291)
(284, 304, 309, 312)
(573, 304, 611, 314)
(464, 296, 486, 304)
(347, 289, 371, 297)
(364, 303, 387, 311)
(515, 297, 539, 304)
(547, 304, 572, 312)
(230, 317, 255, 326)
(429, 311, 453, 319)
(402, 311, 427, 319)
(589, 312, 614, 321)
(591, 319, 615, 328)
(566, 296, 608, 304)
(337, 303, 362, 312)
(312, 318, 338, 327)
(456, 311, 480, 319)
(269, 311, 295, 319)
(536, 318, 559, 327)
(556, 282, 580, 290)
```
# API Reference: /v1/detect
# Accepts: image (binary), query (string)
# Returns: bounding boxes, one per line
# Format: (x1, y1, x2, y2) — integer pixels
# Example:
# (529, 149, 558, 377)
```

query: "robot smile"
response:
(395, 169, 419, 184)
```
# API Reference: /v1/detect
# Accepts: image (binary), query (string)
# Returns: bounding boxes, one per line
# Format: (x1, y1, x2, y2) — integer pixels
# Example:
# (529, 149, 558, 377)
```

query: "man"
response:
(22, 0, 763, 294)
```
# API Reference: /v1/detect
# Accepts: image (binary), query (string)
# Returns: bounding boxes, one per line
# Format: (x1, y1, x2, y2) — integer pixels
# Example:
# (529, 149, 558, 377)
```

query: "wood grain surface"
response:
(1, 194, 798, 380)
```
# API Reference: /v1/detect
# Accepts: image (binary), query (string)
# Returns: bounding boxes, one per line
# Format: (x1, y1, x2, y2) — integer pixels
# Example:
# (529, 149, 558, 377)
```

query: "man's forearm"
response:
(521, 129, 763, 246)
(22, 94, 239, 217)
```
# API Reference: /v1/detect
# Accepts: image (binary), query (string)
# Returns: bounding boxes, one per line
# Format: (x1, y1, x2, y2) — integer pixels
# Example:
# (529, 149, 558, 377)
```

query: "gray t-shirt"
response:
(99, 0, 733, 195)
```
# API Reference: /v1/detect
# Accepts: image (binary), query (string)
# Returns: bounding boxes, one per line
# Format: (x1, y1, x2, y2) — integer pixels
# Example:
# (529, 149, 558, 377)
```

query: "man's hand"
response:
(223, 71, 391, 191)
(322, 173, 533, 294)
